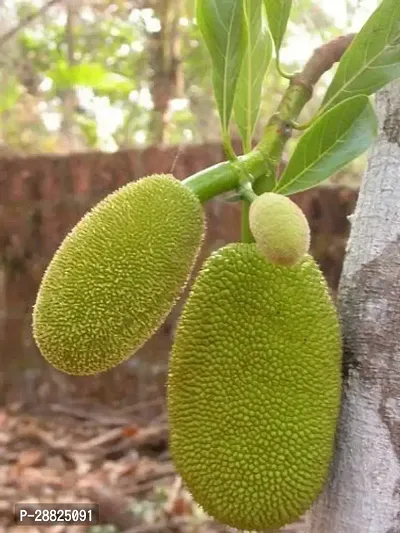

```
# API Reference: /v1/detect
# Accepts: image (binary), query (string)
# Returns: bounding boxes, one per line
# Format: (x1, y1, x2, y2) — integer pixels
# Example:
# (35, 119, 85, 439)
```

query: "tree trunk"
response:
(271, 78, 400, 533)
(302, 81, 400, 532)
(59, 0, 83, 152)
(147, 0, 183, 145)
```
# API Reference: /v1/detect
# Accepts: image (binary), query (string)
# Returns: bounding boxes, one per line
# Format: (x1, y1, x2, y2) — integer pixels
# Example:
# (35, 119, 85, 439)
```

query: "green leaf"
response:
(321, 0, 400, 113)
(0, 77, 23, 113)
(274, 95, 378, 196)
(234, 0, 273, 152)
(196, 0, 247, 134)
(263, 0, 292, 57)
(46, 61, 134, 92)
(76, 114, 99, 148)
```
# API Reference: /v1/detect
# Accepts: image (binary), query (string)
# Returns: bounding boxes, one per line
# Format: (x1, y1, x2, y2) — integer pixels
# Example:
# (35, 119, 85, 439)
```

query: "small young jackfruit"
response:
(167, 243, 341, 531)
(32, 174, 204, 376)
(249, 192, 310, 266)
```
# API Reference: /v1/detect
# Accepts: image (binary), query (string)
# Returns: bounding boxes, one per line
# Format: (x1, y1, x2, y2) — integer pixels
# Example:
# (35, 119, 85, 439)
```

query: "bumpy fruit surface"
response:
(32, 174, 204, 376)
(249, 192, 310, 266)
(167, 243, 341, 531)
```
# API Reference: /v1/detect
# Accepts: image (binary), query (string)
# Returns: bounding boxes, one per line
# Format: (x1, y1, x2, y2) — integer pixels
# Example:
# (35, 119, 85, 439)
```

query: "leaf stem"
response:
(275, 56, 294, 80)
(289, 118, 314, 131)
(239, 181, 258, 202)
(223, 132, 237, 160)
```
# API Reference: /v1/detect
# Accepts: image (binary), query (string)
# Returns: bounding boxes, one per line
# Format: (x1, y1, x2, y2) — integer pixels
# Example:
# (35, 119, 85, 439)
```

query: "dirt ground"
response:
(0, 399, 234, 533)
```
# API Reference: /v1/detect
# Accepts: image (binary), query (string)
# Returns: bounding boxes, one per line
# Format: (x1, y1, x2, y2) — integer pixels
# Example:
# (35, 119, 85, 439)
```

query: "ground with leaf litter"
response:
(0, 399, 236, 533)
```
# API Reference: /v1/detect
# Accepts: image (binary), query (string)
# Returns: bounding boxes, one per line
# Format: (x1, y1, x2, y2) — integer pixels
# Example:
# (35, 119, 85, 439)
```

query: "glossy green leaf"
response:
(274, 95, 378, 196)
(234, 0, 272, 152)
(321, 0, 400, 113)
(263, 0, 292, 57)
(196, 0, 247, 134)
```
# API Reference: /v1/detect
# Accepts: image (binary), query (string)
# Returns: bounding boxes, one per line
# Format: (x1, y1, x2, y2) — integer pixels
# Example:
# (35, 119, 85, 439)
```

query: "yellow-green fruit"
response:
(32, 174, 204, 376)
(249, 192, 310, 266)
(167, 243, 341, 531)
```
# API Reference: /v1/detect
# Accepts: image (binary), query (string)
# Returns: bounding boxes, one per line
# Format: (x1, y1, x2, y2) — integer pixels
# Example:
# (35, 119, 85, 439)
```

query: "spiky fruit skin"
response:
(249, 192, 310, 266)
(167, 243, 342, 531)
(32, 174, 204, 376)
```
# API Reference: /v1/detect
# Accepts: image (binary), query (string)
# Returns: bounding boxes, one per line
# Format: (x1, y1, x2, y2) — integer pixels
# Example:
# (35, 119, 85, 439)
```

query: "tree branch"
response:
(253, 32, 356, 195)
(294, 33, 356, 90)
(183, 33, 357, 210)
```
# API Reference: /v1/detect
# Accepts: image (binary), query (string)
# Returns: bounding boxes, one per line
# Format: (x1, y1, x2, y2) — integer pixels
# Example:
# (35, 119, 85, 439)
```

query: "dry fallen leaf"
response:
(17, 449, 44, 468)
(122, 425, 140, 437)
(0, 409, 8, 428)
(168, 496, 193, 517)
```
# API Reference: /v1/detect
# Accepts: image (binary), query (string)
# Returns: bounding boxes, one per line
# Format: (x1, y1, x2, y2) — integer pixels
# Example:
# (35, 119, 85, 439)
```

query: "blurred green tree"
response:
(0, 0, 376, 188)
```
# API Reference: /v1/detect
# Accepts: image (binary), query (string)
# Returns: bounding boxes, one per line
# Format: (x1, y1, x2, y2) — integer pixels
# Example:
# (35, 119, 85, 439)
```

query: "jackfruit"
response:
(167, 243, 341, 531)
(249, 192, 310, 266)
(32, 174, 205, 376)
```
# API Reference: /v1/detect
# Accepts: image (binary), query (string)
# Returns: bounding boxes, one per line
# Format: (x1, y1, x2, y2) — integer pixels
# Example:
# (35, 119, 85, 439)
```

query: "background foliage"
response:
(0, 0, 377, 186)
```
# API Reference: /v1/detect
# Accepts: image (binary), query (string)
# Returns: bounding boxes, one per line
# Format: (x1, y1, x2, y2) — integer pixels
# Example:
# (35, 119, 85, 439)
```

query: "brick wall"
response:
(0, 142, 358, 406)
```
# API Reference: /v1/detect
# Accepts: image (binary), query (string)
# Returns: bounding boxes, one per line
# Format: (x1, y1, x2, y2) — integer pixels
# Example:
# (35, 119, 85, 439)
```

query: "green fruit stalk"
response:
(249, 192, 310, 266)
(167, 243, 342, 531)
(32, 174, 204, 376)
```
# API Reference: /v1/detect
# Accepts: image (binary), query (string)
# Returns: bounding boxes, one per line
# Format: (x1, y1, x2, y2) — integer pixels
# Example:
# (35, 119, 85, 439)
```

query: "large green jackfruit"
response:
(167, 243, 341, 531)
(32, 174, 204, 376)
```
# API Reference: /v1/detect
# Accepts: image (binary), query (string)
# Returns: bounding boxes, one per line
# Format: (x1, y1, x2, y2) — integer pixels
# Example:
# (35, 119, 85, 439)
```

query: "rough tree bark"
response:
(302, 80, 400, 532)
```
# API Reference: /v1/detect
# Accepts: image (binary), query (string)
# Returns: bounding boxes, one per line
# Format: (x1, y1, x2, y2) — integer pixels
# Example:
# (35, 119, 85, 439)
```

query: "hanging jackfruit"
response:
(167, 243, 341, 531)
(249, 192, 310, 266)
(32, 174, 205, 376)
